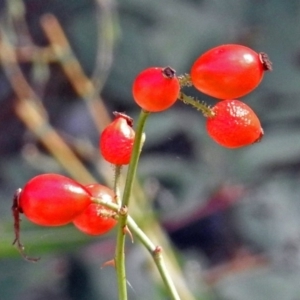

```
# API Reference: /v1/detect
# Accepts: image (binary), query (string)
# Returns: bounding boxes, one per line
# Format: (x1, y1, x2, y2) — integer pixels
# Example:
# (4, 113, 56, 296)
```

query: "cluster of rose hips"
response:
(12, 173, 118, 260)
(12, 44, 271, 260)
(132, 44, 271, 148)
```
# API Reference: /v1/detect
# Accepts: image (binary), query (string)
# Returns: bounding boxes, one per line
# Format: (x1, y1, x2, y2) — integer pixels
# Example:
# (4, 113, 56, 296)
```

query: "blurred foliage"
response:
(1, 0, 300, 299)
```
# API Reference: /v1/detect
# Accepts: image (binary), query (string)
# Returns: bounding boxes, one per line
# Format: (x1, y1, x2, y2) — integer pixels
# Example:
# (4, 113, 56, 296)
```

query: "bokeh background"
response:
(1, 0, 300, 299)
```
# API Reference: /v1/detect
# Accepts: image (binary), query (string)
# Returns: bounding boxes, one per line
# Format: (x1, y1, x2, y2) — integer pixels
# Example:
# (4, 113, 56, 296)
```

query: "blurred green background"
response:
(1, 0, 300, 299)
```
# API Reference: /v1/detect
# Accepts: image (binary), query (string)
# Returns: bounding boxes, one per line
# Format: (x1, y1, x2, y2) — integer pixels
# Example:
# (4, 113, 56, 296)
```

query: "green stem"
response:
(115, 109, 150, 300)
(122, 110, 149, 207)
(113, 165, 122, 206)
(115, 207, 128, 300)
(127, 217, 181, 300)
(91, 196, 181, 300)
(178, 92, 215, 117)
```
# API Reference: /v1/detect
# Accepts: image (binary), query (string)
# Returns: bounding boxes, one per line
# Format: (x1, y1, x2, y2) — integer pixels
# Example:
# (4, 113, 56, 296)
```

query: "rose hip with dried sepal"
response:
(100, 112, 135, 165)
(12, 173, 92, 261)
(191, 44, 272, 99)
(132, 66, 180, 112)
(17, 173, 91, 226)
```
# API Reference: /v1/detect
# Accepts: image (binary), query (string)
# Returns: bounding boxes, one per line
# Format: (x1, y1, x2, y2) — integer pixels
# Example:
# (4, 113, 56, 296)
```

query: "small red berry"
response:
(18, 174, 91, 226)
(73, 184, 117, 236)
(191, 44, 272, 99)
(132, 66, 180, 112)
(206, 99, 264, 148)
(100, 113, 135, 165)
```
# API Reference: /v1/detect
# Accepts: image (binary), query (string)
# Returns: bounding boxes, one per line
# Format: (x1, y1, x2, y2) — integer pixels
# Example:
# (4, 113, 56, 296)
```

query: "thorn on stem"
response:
(154, 245, 162, 253)
(101, 259, 116, 269)
(123, 225, 134, 243)
(153, 245, 163, 259)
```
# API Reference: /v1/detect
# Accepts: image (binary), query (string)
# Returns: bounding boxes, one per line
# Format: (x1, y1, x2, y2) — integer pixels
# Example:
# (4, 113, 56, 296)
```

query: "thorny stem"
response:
(115, 109, 150, 300)
(153, 246, 181, 300)
(178, 73, 193, 87)
(178, 92, 215, 117)
(127, 218, 181, 300)
(91, 197, 181, 300)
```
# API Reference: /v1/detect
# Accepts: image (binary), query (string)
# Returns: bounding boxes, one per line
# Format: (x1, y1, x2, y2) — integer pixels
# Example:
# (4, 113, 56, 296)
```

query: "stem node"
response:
(119, 205, 128, 216)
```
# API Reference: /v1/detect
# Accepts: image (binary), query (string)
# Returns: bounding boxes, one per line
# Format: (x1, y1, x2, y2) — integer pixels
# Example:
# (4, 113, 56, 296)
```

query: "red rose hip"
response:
(206, 99, 264, 148)
(100, 113, 135, 165)
(73, 184, 117, 236)
(132, 66, 180, 112)
(191, 44, 271, 99)
(18, 173, 91, 226)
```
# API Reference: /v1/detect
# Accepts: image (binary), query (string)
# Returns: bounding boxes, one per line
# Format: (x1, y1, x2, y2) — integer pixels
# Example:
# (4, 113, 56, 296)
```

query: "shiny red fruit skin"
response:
(19, 174, 91, 226)
(191, 44, 265, 99)
(73, 184, 117, 236)
(100, 116, 135, 165)
(132, 67, 180, 112)
(206, 99, 263, 148)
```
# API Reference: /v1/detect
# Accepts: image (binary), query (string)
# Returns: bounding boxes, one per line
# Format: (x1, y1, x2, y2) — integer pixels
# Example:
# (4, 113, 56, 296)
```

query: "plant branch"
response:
(114, 109, 149, 300)
(91, 197, 181, 300)
(178, 92, 215, 117)
(122, 110, 149, 207)
(127, 218, 181, 300)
